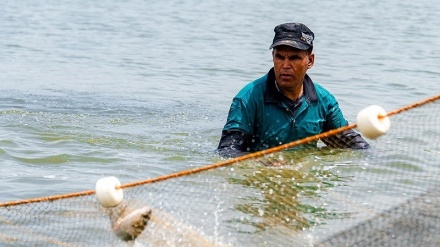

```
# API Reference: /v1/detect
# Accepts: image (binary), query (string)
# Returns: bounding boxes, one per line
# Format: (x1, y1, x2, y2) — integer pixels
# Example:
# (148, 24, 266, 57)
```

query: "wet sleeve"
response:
(323, 97, 348, 130)
(321, 129, 370, 149)
(322, 94, 369, 149)
(223, 98, 254, 134)
(216, 130, 252, 158)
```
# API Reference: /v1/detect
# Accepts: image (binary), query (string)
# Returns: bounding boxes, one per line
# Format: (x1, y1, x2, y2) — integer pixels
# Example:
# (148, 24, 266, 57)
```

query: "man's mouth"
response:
(280, 74, 292, 79)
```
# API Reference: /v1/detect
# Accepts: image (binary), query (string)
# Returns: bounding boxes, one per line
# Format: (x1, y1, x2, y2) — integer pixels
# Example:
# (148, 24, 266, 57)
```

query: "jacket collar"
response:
(264, 67, 318, 103)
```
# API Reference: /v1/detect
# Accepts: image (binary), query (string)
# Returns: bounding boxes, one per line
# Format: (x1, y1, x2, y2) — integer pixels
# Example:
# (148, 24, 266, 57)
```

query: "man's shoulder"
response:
(309, 81, 340, 107)
(235, 74, 268, 99)
(311, 81, 328, 93)
(310, 81, 335, 98)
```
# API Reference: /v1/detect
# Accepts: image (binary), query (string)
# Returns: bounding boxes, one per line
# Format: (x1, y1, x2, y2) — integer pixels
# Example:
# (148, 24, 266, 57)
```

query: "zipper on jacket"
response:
(284, 106, 296, 129)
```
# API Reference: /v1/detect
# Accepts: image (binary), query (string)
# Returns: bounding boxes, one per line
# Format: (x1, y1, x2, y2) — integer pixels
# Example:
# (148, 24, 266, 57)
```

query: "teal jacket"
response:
(220, 68, 365, 154)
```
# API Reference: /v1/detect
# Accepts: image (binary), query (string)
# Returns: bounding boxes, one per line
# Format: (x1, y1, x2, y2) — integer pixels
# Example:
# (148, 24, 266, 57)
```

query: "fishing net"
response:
(0, 96, 439, 247)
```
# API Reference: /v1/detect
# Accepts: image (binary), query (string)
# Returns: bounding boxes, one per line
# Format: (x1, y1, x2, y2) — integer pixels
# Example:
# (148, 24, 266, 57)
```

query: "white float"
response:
(95, 176, 124, 207)
(356, 105, 391, 139)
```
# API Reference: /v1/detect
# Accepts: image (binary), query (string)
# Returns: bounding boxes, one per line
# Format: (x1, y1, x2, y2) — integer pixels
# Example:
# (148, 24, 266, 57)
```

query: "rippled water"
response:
(0, 0, 439, 245)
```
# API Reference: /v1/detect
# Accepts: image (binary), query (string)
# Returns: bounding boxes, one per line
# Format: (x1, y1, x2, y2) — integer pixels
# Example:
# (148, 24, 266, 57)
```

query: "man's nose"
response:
(282, 58, 291, 68)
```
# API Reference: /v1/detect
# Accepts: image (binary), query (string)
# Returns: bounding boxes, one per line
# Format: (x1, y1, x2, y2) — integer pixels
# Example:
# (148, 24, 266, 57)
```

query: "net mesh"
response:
(0, 98, 439, 247)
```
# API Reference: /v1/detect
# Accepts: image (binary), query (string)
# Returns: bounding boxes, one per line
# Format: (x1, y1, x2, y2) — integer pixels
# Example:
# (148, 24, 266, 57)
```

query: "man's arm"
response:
(217, 130, 251, 158)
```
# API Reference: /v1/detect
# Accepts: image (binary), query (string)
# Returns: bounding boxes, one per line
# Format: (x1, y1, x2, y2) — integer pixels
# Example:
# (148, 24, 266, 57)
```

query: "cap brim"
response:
(269, 40, 310, 50)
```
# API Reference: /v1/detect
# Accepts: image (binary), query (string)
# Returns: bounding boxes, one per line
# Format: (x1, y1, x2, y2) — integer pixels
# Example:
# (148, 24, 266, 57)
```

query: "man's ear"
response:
(307, 53, 315, 69)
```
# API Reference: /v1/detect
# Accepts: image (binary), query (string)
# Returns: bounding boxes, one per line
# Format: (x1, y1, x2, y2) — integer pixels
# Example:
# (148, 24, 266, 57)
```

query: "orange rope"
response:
(120, 124, 356, 189)
(384, 94, 440, 118)
(0, 94, 438, 208)
(0, 190, 95, 207)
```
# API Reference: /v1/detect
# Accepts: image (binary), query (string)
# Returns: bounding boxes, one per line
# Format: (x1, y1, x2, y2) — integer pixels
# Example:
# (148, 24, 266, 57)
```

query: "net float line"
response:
(0, 94, 438, 208)
(382, 94, 440, 118)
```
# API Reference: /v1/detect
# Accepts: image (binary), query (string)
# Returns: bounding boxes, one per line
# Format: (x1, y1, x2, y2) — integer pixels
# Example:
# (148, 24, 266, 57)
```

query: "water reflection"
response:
(228, 148, 357, 233)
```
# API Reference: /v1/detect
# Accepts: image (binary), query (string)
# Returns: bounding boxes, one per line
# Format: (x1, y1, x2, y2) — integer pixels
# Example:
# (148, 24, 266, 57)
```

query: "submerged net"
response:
(0, 96, 439, 247)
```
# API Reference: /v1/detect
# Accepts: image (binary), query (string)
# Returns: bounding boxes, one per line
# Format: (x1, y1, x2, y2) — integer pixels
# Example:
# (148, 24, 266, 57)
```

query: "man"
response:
(217, 22, 369, 158)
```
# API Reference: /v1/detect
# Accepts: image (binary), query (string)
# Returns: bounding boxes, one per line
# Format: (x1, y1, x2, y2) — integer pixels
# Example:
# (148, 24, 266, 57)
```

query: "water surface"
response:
(0, 0, 439, 246)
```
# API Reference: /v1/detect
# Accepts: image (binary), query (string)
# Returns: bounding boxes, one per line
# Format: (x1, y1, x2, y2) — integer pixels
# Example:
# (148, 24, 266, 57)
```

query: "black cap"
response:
(269, 23, 314, 50)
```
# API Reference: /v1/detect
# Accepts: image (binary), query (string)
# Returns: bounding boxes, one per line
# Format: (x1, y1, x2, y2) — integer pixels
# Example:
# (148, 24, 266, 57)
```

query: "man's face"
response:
(272, 46, 314, 90)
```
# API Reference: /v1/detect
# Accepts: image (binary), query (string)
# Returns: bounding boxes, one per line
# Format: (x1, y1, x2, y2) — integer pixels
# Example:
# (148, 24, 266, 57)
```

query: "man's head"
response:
(269, 23, 314, 52)
(270, 23, 315, 97)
